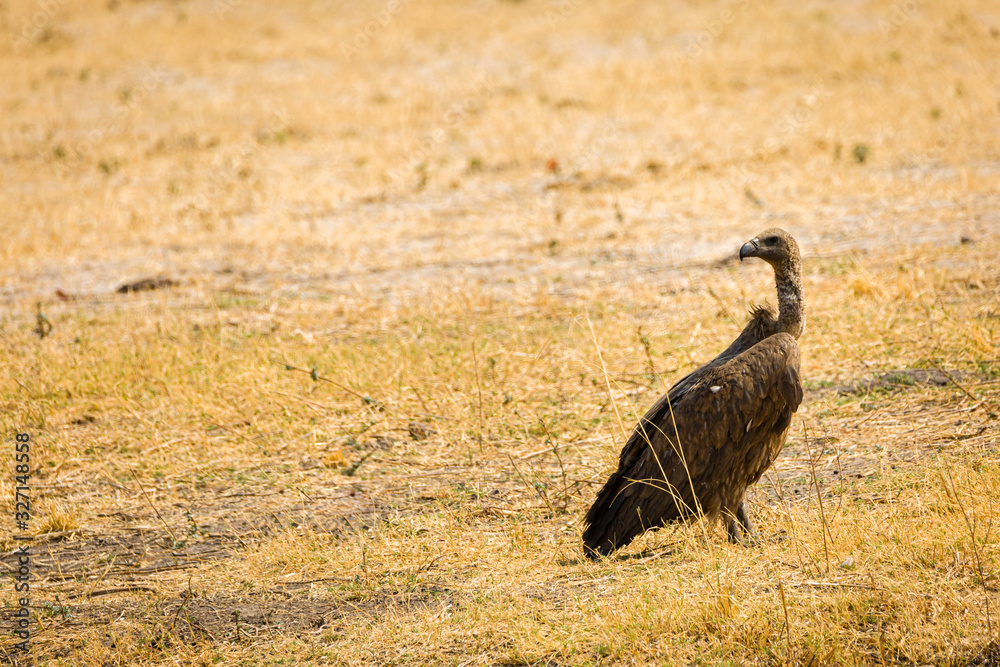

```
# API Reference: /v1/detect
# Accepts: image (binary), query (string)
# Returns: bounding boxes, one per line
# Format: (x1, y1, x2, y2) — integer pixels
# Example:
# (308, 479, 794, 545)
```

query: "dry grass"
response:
(1, 0, 1000, 664)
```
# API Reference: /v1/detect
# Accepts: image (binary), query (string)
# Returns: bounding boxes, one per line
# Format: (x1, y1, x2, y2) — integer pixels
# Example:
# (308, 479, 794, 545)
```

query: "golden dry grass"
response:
(1, 0, 1000, 664)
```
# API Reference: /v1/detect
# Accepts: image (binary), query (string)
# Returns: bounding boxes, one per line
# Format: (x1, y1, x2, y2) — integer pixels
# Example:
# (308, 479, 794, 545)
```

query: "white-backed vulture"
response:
(582, 228, 805, 558)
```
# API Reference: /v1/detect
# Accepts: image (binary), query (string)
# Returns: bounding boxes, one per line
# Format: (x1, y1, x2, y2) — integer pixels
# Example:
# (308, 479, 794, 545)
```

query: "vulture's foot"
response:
(726, 521, 760, 545)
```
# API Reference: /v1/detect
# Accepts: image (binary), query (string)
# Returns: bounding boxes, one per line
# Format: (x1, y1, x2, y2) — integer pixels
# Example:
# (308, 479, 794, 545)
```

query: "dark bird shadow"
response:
(559, 546, 679, 566)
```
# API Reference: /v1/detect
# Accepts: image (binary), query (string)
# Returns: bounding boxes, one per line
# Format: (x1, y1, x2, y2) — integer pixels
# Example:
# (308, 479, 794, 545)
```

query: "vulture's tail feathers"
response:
(583, 403, 686, 558)
(582, 468, 646, 558)
(582, 469, 688, 559)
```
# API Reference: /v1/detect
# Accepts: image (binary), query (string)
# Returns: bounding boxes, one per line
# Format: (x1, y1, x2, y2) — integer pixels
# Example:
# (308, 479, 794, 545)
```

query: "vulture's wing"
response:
(582, 332, 801, 557)
(667, 304, 778, 401)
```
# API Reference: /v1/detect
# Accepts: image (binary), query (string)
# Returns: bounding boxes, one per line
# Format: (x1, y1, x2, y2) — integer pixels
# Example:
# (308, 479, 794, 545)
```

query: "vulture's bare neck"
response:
(773, 257, 804, 339)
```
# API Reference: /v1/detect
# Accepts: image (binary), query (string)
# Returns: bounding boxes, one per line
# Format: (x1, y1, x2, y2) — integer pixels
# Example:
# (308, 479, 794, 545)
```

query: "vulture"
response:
(582, 228, 805, 558)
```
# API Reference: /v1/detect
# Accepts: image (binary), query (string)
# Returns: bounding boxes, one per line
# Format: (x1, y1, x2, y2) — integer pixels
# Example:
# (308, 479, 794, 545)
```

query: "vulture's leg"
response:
(726, 502, 759, 545)
(736, 502, 759, 542)
(725, 514, 743, 544)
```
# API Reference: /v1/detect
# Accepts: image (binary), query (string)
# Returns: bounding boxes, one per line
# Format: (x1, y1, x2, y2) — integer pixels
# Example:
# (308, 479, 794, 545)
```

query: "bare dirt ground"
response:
(2, 0, 1000, 665)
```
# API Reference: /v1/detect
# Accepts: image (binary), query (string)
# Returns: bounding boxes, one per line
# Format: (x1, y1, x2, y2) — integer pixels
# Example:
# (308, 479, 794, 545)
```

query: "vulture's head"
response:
(739, 228, 800, 269)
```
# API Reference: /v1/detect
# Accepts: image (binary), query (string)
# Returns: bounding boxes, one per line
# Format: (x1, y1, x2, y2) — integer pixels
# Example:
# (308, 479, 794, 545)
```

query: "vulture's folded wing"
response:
(582, 332, 801, 557)
(671, 332, 802, 452)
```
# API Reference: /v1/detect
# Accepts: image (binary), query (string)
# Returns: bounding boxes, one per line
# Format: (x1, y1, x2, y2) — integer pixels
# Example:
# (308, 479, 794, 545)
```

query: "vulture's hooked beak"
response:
(739, 238, 760, 262)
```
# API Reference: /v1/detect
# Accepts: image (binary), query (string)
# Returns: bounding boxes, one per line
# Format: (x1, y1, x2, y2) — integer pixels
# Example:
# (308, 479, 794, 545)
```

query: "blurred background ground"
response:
(1, 0, 999, 665)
